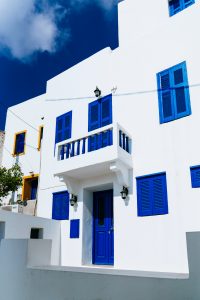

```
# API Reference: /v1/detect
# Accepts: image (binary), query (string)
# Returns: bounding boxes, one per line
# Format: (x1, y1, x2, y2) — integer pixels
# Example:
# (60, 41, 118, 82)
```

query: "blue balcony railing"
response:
(58, 125, 131, 161)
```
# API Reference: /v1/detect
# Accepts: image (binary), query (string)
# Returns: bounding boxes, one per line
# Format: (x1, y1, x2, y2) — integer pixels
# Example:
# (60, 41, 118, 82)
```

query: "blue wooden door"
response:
(30, 179, 38, 200)
(93, 190, 114, 265)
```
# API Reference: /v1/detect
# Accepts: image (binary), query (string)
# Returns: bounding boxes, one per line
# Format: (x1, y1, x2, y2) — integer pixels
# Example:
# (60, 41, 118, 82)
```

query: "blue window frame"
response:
(70, 219, 80, 238)
(137, 173, 168, 217)
(157, 61, 191, 124)
(88, 94, 112, 132)
(14, 131, 26, 155)
(190, 166, 200, 188)
(52, 191, 69, 220)
(169, 0, 195, 16)
(55, 111, 72, 143)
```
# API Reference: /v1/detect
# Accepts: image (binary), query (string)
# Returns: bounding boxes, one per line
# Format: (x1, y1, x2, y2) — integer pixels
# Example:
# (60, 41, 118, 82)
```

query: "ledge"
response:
(29, 264, 189, 279)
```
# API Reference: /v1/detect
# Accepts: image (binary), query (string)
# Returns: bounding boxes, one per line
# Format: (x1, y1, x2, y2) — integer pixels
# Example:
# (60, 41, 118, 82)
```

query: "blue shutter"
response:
(172, 62, 191, 119)
(190, 166, 200, 188)
(101, 95, 112, 127)
(169, 0, 195, 16)
(137, 173, 168, 217)
(15, 133, 25, 154)
(70, 219, 80, 238)
(152, 174, 168, 215)
(55, 111, 72, 143)
(169, 0, 181, 16)
(137, 178, 152, 216)
(52, 191, 69, 220)
(157, 62, 191, 123)
(157, 71, 174, 123)
(88, 100, 100, 131)
(88, 134, 98, 152)
(30, 180, 38, 200)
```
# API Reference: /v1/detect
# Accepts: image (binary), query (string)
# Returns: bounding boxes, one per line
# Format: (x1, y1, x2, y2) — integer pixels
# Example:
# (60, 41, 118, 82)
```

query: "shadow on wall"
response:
(0, 232, 200, 300)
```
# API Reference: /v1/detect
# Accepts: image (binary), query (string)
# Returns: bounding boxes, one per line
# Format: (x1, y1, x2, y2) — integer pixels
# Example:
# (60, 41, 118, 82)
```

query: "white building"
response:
(2, 0, 200, 283)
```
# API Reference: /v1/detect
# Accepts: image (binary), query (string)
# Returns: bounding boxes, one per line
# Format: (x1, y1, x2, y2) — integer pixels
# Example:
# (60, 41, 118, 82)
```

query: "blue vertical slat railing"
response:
(119, 129, 130, 154)
(59, 128, 113, 160)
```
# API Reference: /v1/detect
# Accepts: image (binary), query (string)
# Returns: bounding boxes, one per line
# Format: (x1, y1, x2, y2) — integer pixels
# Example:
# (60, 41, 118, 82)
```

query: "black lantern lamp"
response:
(70, 194, 78, 206)
(94, 86, 101, 98)
(120, 186, 128, 200)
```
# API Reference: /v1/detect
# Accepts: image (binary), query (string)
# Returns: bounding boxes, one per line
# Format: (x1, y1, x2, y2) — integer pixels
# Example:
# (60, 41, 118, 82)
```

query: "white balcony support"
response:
(110, 161, 129, 187)
(58, 175, 80, 195)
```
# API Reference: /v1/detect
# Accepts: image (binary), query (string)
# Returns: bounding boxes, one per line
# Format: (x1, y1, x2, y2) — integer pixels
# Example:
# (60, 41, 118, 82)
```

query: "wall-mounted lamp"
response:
(94, 86, 101, 98)
(70, 194, 78, 207)
(120, 186, 128, 200)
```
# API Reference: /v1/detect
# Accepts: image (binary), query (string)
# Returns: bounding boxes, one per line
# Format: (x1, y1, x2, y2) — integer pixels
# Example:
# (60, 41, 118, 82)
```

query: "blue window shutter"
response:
(30, 180, 38, 200)
(169, 0, 181, 16)
(172, 62, 191, 119)
(137, 173, 168, 217)
(15, 132, 25, 154)
(88, 135, 98, 152)
(101, 95, 112, 127)
(88, 100, 100, 131)
(169, 0, 195, 16)
(157, 61, 191, 123)
(190, 166, 200, 188)
(157, 71, 174, 123)
(137, 178, 152, 216)
(152, 174, 168, 215)
(55, 111, 72, 143)
(70, 219, 80, 238)
(52, 191, 69, 220)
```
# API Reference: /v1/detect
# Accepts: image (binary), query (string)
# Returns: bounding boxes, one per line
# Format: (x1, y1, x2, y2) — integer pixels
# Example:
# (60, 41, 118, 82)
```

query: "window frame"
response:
(22, 174, 39, 201)
(12, 130, 27, 156)
(37, 125, 44, 151)
(136, 172, 169, 217)
(169, 0, 195, 17)
(157, 61, 191, 124)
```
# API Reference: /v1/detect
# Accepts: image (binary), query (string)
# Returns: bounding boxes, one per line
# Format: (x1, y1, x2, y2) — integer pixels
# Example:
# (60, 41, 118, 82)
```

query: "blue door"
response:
(93, 190, 114, 265)
(30, 179, 38, 200)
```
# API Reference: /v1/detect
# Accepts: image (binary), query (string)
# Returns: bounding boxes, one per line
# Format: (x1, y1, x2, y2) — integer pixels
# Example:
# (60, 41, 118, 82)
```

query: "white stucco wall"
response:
(2, 0, 200, 277)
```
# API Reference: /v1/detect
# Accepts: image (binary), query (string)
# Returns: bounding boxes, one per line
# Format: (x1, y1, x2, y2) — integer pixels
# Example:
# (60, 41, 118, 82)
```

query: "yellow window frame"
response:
(22, 174, 39, 201)
(37, 126, 44, 151)
(12, 130, 27, 156)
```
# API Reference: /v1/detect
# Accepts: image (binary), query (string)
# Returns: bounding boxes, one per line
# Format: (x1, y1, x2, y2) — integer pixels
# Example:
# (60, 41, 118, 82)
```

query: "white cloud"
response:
(0, 0, 115, 61)
(0, 0, 69, 60)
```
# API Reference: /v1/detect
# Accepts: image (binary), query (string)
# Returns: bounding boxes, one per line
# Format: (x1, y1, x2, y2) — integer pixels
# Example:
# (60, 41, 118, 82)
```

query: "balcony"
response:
(53, 123, 132, 188)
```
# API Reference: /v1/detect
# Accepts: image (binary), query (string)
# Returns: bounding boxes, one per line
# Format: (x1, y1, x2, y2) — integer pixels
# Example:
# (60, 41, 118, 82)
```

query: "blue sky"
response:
(0, 0, 118, 130)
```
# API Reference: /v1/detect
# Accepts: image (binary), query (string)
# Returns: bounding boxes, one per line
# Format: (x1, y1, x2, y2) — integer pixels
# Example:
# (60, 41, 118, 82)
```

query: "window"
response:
(13, 131, 26, 155)
(190, 166, 200, 188)
(30, 228, 43, 239)
(88, 94, 112, 132)
(70, 219, 80, 238)
(37, 126, 44, 151)
(52, 191, 69, 220)
(55, 111, 72, 143)
(22, 175, 39, 200)
(169, 0, 195, 16)
(157, 61, 191, 124)
(137, 173, 168, 217)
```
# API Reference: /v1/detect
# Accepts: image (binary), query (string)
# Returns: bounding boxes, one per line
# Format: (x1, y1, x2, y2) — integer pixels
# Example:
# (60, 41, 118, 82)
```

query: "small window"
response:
(13, 131, 26, 155)
(169, 0, 195, 17)
(30, 228, 43, 239)
(52, 191, 69, 220)
(137, 173, 168, 217)
(55, 111, 72, 143)
(37, 126, 44, 151)
(157, 61, 191, 124)
(190, 166, 200, 188)
(22, 175, 39, 201)
(70, 219, 80, 238)
(88, 94, 112, 132)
